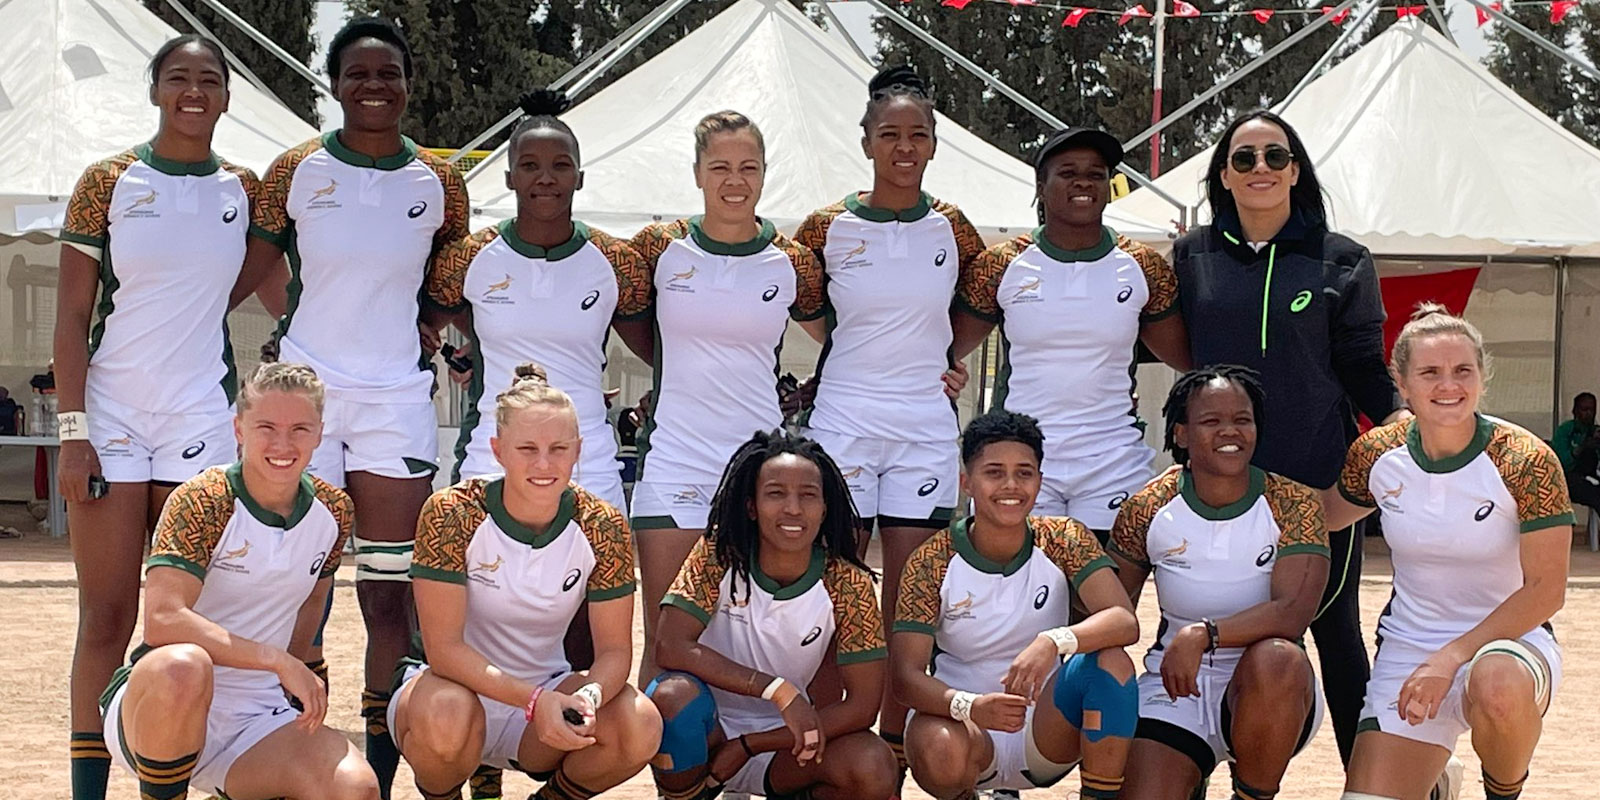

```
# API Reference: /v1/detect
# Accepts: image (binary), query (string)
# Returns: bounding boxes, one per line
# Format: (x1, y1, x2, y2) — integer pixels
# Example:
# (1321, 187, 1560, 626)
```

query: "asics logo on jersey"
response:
(1033, 585, 1050, 609)
(311, 180, 338, 199)
(762, 284, 781, 302)
(581, 290, 601, 310)
(933, 249, 948, 268)
(309, 553, 327, 576)
(471, 556, 504, 573)
(1256, 546, 1275, 567)
(1290, 290, 1313, 313)
(1475, 501, 1496, 521)
(1108, 491, 1129, 510)
(181, 442, 206, 460)
(917, 478, 939, 497)
(222, 206, 238, 224)
(408, 201, 428, 219)
(945, 591, 977, 621)
(1116, 285, 1134, 303)
(801, 626, 823, 646)
(562, 568, 582, 592)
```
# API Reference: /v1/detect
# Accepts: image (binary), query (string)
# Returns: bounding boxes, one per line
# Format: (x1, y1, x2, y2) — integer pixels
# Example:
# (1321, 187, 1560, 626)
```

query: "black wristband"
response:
(1201, 617, 1220, 653)
(738, 735, 757, 758)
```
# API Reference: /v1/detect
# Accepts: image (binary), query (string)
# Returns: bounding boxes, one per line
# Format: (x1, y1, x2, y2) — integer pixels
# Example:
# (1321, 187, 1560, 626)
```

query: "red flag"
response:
(1118, 4, 1152, 23)
(1474, 1, 1501, 27)
(1062, 7, 1092, 25)
(1395, 5, 1424, 17)
(1552, 0, 1579, 23)
(940, 0, 973, 8)
(1252, 8, 1275, 22)
(1173, 0, 1201, 17)
(1321, 5, 1351, 24)
(1009, 0, 1039, 5)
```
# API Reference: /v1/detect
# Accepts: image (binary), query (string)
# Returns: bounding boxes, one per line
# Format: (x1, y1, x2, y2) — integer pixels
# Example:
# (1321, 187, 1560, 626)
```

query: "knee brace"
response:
(1053, 650, 1137, 743)
(354, 536, 413, 583)
(646, 672, 719, 773)
(1467, 639, 1551, 708)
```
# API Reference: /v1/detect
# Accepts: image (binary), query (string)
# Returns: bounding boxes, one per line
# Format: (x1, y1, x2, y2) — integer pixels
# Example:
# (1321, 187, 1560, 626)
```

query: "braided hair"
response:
(860, 64, 935, 132)
(704, 430, 874, 605)
(509, 88, 579, 164)
(1162, 365, 1266, 466)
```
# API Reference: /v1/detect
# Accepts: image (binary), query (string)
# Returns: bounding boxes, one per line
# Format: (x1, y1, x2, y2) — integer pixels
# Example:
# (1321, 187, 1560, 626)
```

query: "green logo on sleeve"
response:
(1290, 290, 1313, 313)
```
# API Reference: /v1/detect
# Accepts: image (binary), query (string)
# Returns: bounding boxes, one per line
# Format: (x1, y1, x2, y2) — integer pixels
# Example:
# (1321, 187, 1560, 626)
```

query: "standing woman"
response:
(953, 127, 1190, 536)
(1171, 109, 1405, 764)
(1328, 307, 1570, 800)
(54, 35, 276, 800)
(424, 88, 652, 507)
(792, 65, 985, 761)
(247, 17, 469, 796)
(628, 111, 825, 677)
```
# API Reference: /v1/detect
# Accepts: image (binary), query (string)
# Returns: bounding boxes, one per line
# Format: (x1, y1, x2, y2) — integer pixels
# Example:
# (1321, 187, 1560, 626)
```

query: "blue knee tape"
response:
(1054, 651, 1138, 743)
(645, 672, 719, 773)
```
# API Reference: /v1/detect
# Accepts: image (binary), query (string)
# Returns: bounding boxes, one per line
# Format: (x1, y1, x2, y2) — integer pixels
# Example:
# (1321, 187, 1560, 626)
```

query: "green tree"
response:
(1484, 1, 1594, 145)
(1572, 2, 1600, 142)
(143, 0, 320, 126)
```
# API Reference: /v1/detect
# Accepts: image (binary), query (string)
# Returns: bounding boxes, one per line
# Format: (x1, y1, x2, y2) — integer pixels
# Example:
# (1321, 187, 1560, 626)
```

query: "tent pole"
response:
(1423, 0, 1458, 46)
(1464, 0, 1600, 82)
(817, 1, 873, 64)
(461, 0, 699, 184)
(1120, 0, 1360, 154)
(161, 0, 293, 110)
(191, 0, 332, 95)
(860, 0, 1188, 213)
(446, 0, 689, 163)
(1554, 256, 1568, 438)
(1276, 0, 1378, 110)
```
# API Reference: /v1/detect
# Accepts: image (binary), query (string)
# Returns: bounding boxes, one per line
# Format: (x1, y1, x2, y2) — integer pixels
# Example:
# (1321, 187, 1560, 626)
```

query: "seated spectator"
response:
(0, 387, 18, 435)
(1553, 391, 1600, 508)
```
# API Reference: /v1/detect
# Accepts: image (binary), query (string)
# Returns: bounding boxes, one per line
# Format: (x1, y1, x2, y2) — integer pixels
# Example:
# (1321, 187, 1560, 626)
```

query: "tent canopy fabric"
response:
(1114, 20, 1600, 258)
(464, 0, 1171, 243)
(1, 0, 319, 236)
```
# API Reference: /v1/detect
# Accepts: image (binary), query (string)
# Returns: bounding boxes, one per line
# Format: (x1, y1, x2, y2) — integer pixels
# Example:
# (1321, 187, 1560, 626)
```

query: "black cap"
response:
(1035, 127, 1124, 173)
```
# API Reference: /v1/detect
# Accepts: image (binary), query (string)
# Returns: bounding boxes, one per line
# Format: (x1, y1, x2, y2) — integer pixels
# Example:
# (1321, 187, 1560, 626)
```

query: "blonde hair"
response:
(693, 110, 765, 166)
(495, 362, 577, 429)
(1391, 302, 1490, 377)
(237, 362, 325, 415)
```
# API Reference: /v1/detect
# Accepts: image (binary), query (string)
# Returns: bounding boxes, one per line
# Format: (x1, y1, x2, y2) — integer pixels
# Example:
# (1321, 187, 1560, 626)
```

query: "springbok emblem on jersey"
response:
(1160, 539, 1189, 558)
(312, 179, 338, 199)
(843, 241, 868, 259)
(1011, 277, 1042, 299)
(104, 436, 132, 446)
(129, 191, 158, 209)
(486, 274, 513, 293)
(945, 591, 977, 621)
(840, 466, 864, 479)
(218, 542, 252, 561)
(1381, 483, 1405, 500)
(471, 555, 504, 573)
(670, 266, 698, 282)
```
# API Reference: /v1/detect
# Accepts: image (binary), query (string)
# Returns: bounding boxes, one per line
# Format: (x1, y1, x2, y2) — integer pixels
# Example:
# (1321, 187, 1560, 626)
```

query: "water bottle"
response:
(29, 394, 44, 436)
(43, 392, 58, 436)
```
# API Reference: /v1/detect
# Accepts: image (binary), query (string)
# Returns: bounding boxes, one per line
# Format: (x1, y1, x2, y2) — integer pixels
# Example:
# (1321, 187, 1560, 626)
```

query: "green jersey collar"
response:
(749, 546, 828, 600)
(689, 216, 776, 256)
(1179, 466, 1266, 521)
(951, 516, 1034, 576)
(1407, 414, 1494, 474)
(225, 462, 315, 529)
(486, 479, 577, 548)
(1032, 225, 1116, 262)
(135, 142, 221, 176)
(497, 218, 590, 262)
(321, 130, 418, 171)
(844, 191, 932, 223)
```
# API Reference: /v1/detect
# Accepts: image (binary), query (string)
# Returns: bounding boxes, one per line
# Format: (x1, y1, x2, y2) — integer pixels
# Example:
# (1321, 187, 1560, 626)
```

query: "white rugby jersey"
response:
(958, 228, 1178, 460)
(62, 144, 265, 414)
(794, 194, 985, 442)
(143, 464, 351, 697)
(426, 220, 652, 481)
(895, 516, 1113, 695)
(411, 478, 636, 684)
(629, 218, 824, 484)
(1109, 468, 1327, 673)
(664, 538, 884, 727)
(1339, 416, 1572, 652)
(256, 132, 468, 401)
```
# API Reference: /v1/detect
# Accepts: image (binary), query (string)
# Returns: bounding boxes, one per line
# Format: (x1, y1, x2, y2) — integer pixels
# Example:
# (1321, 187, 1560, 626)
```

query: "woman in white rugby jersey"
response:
(1325, 305, 1571, 800)
(54, 35, 279, 800)
(391, 364, 660, 800)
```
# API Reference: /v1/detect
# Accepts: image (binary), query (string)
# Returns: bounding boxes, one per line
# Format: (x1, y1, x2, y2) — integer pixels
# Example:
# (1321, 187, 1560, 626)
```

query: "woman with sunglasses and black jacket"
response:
(1171, 110, 1406, 771)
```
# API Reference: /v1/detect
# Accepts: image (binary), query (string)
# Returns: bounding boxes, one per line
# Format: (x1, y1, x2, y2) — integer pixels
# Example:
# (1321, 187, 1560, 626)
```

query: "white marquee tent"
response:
(463, 0, 1171, 243)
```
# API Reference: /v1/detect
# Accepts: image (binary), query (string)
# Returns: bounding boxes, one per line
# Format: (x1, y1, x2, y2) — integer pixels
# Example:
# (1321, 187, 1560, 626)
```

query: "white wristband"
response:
(760, 676, 787, 701)
(949, 690, 979, 722)
(574, 682, 603, 711)
(1040, 626, 1079, 657)
(57, 411, 90, 441)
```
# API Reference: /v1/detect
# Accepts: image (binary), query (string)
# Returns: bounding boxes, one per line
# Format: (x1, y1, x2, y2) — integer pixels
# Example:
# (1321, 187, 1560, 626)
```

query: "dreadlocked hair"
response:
(1162, 365, 1266, 466)
(861, 64, 935, 131)
(509, 87, 579, 163)
(704, 430, 874, 606)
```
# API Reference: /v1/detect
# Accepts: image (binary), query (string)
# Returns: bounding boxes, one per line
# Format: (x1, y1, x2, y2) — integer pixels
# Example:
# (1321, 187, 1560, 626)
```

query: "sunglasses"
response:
(1229, 144, 1295, 173)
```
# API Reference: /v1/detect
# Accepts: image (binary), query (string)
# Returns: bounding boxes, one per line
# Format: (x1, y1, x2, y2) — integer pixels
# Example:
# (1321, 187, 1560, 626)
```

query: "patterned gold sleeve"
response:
(934, 200, 986, 272)
(410, 481, 489, 584)
(254, 138, 319, 247)
(1035, 517, 1116, 588)
(1109, 471, 1177, 568)
(588, 227, 653, 320)
(310, 478, 355, 578)
(794, 205, 842, 261)
(773, 233, 827, 322)
(823, 560, 886, 664)
(425, 227, 496, 313)
(1338, 422, 1408, 507)
(420, 149, 471, 249)
(894, 532, 955, 635)
(61, 151, 137, 249)
(1488, 424, 1577, 533)
(147, 468, 237, 580)
(629, 220, 687, 269)
(575, 487, 637, 601)
(1120, 235, 1179, 323)
(221, 161, 270, 234)
(956, 237, 1027, 323)
(1264, 474, 1329, 558)
(663, 537, 725, 626)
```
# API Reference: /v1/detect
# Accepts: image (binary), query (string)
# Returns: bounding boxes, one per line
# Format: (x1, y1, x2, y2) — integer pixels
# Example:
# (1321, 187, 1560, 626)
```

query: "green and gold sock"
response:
(1082, 771, 1124, 800)
(1232, 776, 1276, 800)
(69, 732, 112, 800)
(304, 658, 329, 688)
(133, 751, 196, 800)
(361, 688, 400, 800)
(469, 764, 502, 799)
(1483, 769, 1528, 800)
(533, 767, 600, 800)
(416, 779, 464, 800)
